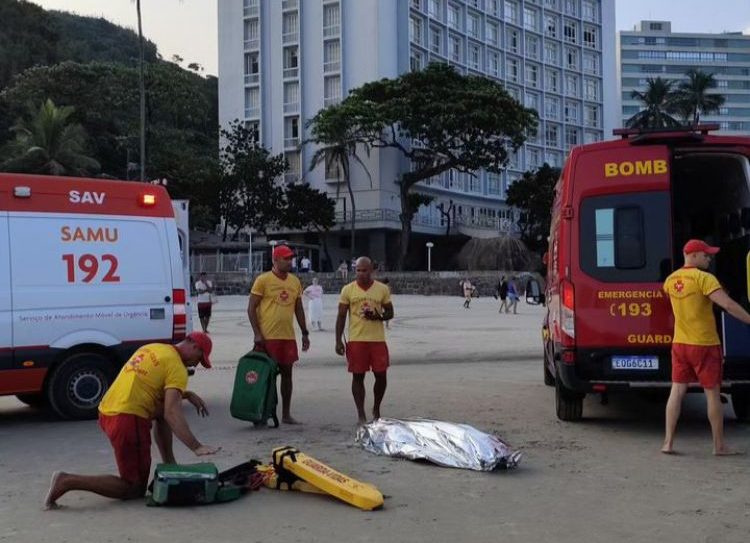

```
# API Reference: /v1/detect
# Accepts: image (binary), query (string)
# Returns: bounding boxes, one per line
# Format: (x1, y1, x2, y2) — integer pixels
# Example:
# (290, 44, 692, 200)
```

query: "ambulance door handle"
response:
(164, 296, 171, 302)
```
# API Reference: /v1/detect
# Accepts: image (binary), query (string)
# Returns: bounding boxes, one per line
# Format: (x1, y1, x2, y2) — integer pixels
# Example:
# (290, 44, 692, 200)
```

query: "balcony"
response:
(283, 31, 299, 44)
(243, 5, 259, 17)
(282, 0, 298, 10)
(283, 67, 299, 79)
(244, 38, 260, 51)
(284, 102, 299, 114)
(323, 24, 340, 38)
(324, 96, 341, 107)
(244, 73, 260, 85)
(244, 107, 260, 119)
(323, 60, 341, 73)
(284, 136, 300, 149)
(285, 172, 300, 184)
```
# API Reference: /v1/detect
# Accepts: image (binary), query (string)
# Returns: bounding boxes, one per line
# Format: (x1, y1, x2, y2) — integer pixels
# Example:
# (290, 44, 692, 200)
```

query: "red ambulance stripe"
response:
(0, 174, 174, 217)
(0, 368, 48, 395)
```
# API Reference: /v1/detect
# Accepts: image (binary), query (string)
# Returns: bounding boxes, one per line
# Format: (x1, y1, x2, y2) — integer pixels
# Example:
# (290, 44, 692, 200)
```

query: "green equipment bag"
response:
(147, 461, 263, 506)
(230, 351, 280, 427)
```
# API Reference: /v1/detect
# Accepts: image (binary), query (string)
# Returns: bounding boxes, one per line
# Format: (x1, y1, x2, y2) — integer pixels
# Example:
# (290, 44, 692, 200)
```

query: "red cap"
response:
(272, 245, 295, 259)
(683, 239, 720, 255)
(187, 331, 212, 368)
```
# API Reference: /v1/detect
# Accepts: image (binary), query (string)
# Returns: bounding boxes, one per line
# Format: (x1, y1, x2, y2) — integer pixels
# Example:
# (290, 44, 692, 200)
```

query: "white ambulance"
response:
(0, 173, 192, 419)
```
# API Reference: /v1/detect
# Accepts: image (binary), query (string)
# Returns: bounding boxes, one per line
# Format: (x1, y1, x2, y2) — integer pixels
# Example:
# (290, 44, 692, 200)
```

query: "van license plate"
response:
(612, 356, 659, 370)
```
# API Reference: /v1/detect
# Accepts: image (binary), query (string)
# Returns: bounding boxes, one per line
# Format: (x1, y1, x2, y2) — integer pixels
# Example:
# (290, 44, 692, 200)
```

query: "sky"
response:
(27, 0, 750, 77)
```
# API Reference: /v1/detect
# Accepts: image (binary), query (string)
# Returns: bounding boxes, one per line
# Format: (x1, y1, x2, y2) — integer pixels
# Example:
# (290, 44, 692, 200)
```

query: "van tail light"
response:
(560, 279, 575, 347)
(172, 289, 187, 340)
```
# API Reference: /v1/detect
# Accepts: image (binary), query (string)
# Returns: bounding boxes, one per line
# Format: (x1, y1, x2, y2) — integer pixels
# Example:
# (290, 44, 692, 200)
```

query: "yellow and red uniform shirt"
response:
(339, 280, 392, 342)
(663, 267, 722, 346)
(251, 271, 302, 340)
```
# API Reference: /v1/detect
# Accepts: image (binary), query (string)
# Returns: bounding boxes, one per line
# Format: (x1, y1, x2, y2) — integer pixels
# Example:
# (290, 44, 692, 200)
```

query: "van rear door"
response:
(570, 144, 674, 381)
(0, 210, 13, 390)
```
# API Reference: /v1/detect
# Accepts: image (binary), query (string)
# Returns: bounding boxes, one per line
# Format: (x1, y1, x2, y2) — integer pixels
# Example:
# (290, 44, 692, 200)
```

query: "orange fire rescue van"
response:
(0, 174, 191, 419)
(530, 125, 750, 421)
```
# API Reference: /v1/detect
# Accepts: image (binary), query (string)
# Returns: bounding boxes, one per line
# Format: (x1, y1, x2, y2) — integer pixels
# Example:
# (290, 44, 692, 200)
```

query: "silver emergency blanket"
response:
(355, 417, 522, 471)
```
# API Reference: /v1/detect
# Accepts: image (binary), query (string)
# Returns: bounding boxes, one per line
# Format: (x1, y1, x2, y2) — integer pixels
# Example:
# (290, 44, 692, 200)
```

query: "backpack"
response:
(230, 351, 280, 427)
(147, 461, 262, 506)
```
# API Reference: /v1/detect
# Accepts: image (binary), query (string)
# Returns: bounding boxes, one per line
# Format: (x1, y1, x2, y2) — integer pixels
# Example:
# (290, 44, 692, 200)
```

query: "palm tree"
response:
(306, 104, 371, 261)
(673, 69, 726, 126)
(1, 99, 100, 176)
(135, 0, 146, 181)
(626, 77, 681, 129)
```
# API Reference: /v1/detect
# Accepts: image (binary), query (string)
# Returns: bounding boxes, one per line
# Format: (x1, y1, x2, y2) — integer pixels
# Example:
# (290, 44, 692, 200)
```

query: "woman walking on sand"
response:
(303, 278, 325, 331)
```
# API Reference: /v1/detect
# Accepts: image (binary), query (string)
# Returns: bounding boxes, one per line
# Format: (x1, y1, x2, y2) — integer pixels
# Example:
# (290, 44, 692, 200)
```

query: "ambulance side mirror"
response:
(525, 279, 544, 306)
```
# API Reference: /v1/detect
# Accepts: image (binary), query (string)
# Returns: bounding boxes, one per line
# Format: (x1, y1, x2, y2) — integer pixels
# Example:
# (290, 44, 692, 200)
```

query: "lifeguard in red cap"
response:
(662, 239, 750, 455)
(44, 332, 219, 508)
(248, 244, 310, 424)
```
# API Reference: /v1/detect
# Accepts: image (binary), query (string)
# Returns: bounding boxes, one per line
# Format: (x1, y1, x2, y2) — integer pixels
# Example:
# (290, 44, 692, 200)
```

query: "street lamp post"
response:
(425, 242, 434, 272)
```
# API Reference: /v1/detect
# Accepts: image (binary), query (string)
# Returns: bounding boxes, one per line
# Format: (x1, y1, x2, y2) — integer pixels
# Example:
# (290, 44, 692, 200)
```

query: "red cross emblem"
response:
(279, 290, 289, 302)
(674, 280, 684, 293)
(127, 353, 144, 370)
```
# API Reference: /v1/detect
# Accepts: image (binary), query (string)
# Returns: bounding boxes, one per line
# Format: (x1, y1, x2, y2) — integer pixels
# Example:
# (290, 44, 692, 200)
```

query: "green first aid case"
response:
(150, 463, 219, 506)
(230, 351, 280, 427)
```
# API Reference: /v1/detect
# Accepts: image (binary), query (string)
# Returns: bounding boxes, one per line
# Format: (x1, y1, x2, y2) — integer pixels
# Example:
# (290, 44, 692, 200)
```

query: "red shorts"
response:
(260, 339, 299, 366)
(197, 302, 212, 319)
(671, 343, 723, 388)
(346, 341, 389, 374)
(98, 413, 152, 485)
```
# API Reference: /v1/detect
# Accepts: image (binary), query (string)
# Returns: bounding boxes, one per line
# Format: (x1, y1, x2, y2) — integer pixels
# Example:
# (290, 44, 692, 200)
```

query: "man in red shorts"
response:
(44, 332, 220, 508)
(248, 245, 310, 424)
(335, 256, 394, 424)
(662, 239, 750, 455)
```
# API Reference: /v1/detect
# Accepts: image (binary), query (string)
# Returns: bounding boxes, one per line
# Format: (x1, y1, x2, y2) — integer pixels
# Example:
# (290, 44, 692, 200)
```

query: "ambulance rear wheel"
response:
(555, 378, 583, 421)
(731, 392, 749, 422)
(543, 351, 555, 386)
(47, 352, 115, 420)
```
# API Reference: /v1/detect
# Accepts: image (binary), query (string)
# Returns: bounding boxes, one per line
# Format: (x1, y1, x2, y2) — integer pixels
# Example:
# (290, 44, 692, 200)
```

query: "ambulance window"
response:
(580, 192, 670, 282)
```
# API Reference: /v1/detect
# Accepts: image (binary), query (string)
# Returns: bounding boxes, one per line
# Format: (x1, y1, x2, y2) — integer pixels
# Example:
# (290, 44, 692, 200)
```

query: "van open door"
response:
(172, 200, 193, 334)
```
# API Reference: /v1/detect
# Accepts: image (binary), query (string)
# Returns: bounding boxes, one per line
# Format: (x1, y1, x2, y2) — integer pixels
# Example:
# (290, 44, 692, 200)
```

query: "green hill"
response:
(0, 0, 157, 89)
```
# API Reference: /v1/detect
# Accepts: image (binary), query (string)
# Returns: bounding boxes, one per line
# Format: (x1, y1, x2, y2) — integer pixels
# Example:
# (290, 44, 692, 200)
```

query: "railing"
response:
(283, 102, 299, 114)
(283, 67, 299, 79)
(244, 38, 260, 51)
(244, 107, 260, 119)
(323, 60, 341, 73)
(282, 0, 298, 10)
(243, 5, 259, 17)
(284, 136, 300, 149)
(323, 25, 340, 37)
(244, 73, 260, 85)
(324, 96, 341, 107)
(190, 253, 264, 274)
(283, 32, 299, 44)
(285, 172, 300, 184)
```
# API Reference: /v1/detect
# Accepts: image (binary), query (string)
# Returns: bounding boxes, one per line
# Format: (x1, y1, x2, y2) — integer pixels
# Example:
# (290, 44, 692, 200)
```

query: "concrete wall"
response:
(206, 270, 543, 297)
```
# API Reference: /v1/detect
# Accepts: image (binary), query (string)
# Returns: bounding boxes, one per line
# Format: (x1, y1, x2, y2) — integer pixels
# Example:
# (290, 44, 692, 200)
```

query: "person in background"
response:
(496, 275, 509, 314)
(300, 255, 311, 274)
(303, 277, 325, 331)
(507, 278, 519, 314)
(460, 278, 475, 309)
(44, 332, 219, 509)
(248, 245, 310, 425)
(338, 260, 349, 281)
(194, 272, 214, 333)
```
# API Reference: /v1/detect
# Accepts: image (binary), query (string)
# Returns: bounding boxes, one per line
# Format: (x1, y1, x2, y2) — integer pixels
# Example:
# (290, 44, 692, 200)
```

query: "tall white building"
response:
(219, 0, 616, 266)
(620, 21, 750, 134)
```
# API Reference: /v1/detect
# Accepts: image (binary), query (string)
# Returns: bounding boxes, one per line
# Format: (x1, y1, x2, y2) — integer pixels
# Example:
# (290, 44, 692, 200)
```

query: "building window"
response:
(565, 47, 579, 70)
(507, 57, 519, 82)
(504, 1, 518, 24)
(525, 63, 539, 88)
(583, 25, 597, 48)
(545, 68, 559, 92)
(324, 75, 341, 106)
(244, 87, 260, 118)
(486, 21, 499, 46)
(583, 77, 598, 100)
(428, 0, 441, 18)
(583, 51, 599, 74)
(545, 150, 561, 167)
(469, 44, 481, 69)
(430, 26, 442, 54)
(545, 123, 559, 147)
(525, 90, 539, 112)
(243, 0, 259, 17)
(523, 6, 538, 31)
(544, 40, 558, 64)
(545, 15, 557, 38)
(565, 101, 579, 123)
(283, 81, 299, 113)
(450, 35, 462, 61)
(564, 20, 577, 44)
(565, 73, 579, 95)
(323, 3, 340, 37)
(525, 34, 539, 60)
(544, 96, 559, 120)
(527, 147, 540, 169)
(467, 13, 480, 38)
(544, 0, 558, 9)
(244, 18, 260, 50)
(565, 126, 579, 147)
(447, 3, 460, 29)
(564, 0, 577, 16)
(584, 104, 599, 128)
(410, 49, 424, 71)
(582, 0, 597, 22)
(282, 12, 299, 44)
(488, 50, 501, 77)
(244, 52, 260, 84)
(284, 117, 300, 149)
(488, 173, 501, 195)
(283, 46, 299, 78)
(285, 151, 301, 184)
(487, 0, 500, 17)
(323, 40, 341, 73)
(507, 28, 519, 53)
(506, 84, 520, 100)
(410, 16, 424, 44)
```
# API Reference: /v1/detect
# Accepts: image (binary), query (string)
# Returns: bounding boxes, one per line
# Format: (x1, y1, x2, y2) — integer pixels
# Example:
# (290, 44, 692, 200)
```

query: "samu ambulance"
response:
(530, 125, 750, 421)
(0, 173, 191, 419)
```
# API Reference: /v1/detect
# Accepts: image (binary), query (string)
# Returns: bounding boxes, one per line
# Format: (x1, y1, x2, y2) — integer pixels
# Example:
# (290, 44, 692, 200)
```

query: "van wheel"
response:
(556, 378, 583, 421)
(15, 393, 47, 409)
(731, 392, 749, 422)
(47, 352, 115, 420)
(543, 351, 555, 386)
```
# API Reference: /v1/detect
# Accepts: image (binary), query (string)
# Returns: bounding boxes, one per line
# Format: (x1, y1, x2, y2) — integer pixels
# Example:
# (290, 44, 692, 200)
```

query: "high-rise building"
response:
(620, 21, 750, 134)
(218, 0, 616, 265)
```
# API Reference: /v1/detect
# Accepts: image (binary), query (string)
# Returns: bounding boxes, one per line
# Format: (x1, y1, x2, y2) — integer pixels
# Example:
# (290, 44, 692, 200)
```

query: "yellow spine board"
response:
(272, 447, 384, 511)
(257, 464, 327, 494)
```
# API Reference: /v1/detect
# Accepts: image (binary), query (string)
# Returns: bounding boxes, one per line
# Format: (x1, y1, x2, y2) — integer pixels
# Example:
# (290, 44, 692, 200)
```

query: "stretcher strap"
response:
(272, 447, 302, 490)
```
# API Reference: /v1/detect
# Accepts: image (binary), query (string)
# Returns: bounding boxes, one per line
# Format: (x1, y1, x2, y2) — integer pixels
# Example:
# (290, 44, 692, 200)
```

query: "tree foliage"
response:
(505, 163, 559, 253)
(282, 182, 336, 268)
(673, 69, 726, 125)
(311, 62, 537, 269)
(1, 98, 99, 176)
(626, 78, 681, 129)
(218, 121, 287, 239)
